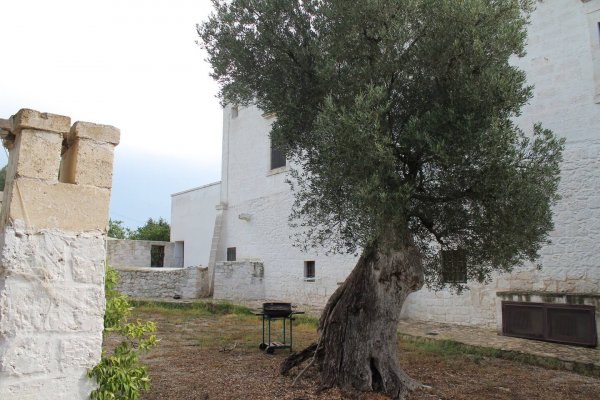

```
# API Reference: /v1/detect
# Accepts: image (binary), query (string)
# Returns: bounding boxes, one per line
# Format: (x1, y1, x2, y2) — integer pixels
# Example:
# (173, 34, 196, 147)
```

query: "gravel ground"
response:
(131, 307, 600, 400)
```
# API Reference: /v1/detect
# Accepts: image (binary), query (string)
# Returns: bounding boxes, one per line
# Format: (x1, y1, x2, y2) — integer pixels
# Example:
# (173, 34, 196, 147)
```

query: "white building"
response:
(172, 1, 600, 346)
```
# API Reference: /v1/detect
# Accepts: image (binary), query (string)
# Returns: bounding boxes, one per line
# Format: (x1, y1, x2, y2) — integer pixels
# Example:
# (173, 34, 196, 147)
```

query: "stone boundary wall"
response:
(115, 266, 209, 299)
(213, 261, 265, 301)
(0, 109, 119, 399)
(107, 239, 182, 269)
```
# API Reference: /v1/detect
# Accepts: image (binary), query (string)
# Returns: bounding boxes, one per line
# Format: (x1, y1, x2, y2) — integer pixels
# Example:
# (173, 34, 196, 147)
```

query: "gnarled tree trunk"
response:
(282, 238, 424, 399)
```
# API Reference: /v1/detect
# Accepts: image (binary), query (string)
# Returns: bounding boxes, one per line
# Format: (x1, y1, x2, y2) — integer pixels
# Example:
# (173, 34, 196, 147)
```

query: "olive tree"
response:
(199, 1, 564, 398)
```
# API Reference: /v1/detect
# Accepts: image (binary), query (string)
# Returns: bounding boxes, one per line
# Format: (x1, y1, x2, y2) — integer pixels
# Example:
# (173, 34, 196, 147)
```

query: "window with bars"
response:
(150, 245, 165, 268)
(227, 247, 236, 262)
(441, 249, 467, 283)
(304, 261, 315, 282)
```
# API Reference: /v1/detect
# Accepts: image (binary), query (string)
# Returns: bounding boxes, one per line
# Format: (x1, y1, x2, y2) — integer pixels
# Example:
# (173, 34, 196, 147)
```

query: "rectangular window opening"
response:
(304, 261, 315, 282)
(441, 249, 467, 284)
(227, 247, 236, 262)
(270, 141, 286, 170)
(150, 245, 165, 268)
(231, 105, 238, 118)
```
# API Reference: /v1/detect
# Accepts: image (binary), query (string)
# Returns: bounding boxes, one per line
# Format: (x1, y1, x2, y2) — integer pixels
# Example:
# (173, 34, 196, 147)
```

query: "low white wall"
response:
(107, 239, 181, 269)
(171, 182, 221, 267)
(213, 261, 265, 301)
(115, 266, 209, 299)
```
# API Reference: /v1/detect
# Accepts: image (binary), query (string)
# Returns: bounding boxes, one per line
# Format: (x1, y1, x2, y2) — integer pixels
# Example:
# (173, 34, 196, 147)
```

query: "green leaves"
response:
(88, 266, 158, 399)
(108, 218, 170, 242)
(129, 218, 170, 242)
(201, 0, 563, 289)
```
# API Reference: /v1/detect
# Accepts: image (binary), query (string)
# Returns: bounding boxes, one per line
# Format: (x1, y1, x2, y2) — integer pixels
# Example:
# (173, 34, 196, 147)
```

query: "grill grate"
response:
(263, 302, 292, 318)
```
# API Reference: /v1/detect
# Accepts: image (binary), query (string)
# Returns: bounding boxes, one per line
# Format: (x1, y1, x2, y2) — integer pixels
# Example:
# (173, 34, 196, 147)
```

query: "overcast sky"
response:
(0, 0, 223, 228)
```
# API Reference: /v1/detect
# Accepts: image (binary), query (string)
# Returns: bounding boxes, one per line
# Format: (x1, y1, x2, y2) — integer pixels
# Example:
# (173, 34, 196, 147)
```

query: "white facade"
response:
(403, 0, 600, 328)
(170, 181, 221, 267)
(172, 0, 600, 333)
(216, 105, 356, 304)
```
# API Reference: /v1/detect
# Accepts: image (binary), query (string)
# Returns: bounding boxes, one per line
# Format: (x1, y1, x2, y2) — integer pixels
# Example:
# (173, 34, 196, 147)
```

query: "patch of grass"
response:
(398, 334, 599, 377)
(131, 299, 254, 317)
(293, 314, 319, 328)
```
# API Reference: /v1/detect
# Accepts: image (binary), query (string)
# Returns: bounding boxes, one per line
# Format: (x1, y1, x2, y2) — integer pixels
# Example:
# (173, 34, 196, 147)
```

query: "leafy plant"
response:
(88, 266, 158, 400)
(108, 219, 132, 240)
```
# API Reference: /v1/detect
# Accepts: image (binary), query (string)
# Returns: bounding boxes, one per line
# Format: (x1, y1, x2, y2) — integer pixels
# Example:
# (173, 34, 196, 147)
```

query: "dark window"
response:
(441, 249, 467, 283)
(150, 245, 165, 268)
(231, 105, 238, 118)
(270, 143, 286, 170)
(304, 261, 315, 281)
(227, 247, 236, 261)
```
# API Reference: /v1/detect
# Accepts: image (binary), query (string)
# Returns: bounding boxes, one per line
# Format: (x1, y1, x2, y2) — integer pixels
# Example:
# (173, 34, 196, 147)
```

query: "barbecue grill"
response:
(256, 302, 304, 354)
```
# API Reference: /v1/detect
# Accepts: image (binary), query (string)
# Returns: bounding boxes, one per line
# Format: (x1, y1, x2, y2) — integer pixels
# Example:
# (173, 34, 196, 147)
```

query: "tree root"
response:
(280, 342, 318, 376)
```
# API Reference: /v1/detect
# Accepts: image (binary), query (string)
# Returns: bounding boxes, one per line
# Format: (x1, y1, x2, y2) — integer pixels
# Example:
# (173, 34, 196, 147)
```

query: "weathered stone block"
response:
(0, 226, 105, 284)
(0, 371, 96, 400)
(64, 139, 116, 188)
(7, 179, 111, 232)
(0, 278, 104, 335)
(12, 109, 71, 134)
(14, 129, 62, 181)
(0, 336, 56, 375)
(70, 121, 120, 145)
(59, 335, 103, 371)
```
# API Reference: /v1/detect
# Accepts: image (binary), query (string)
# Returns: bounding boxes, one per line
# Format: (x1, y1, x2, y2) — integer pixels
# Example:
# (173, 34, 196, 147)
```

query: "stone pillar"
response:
(0, 109, 119, 399)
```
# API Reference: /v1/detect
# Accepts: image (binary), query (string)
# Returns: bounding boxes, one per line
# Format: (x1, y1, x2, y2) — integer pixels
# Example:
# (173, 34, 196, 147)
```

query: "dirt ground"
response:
(131, 305, 600, 400)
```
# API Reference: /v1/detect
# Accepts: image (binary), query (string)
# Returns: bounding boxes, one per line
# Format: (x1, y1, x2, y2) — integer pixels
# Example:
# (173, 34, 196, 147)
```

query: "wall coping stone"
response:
(12, 108, 71, 134)
(497, 291, 600, 300)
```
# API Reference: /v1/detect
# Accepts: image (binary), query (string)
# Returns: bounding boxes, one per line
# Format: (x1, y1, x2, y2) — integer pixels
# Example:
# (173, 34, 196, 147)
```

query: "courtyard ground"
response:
(127, 301, 600, 400)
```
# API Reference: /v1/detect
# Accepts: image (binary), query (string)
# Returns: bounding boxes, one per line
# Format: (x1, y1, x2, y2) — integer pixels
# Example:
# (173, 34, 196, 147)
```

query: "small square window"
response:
(270, 142, 286, 170)
(441, 249, 467, 283)
(227, 247, 236, 262)
(304, 261, 315, 282)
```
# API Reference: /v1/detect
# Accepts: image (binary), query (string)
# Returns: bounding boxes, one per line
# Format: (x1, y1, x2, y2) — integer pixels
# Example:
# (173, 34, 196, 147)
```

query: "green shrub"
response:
(88, 266, 158, 400)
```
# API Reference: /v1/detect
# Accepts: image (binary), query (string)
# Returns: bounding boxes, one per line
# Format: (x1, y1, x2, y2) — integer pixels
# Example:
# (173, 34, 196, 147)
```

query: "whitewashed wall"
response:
(107, 239, 181, 269)
(217, 105, 357, 305)
(184, 1, 600, 323)
(213, 261, 266, 301)
(171, 182, 221, 267)
(402, 0, 600, 327)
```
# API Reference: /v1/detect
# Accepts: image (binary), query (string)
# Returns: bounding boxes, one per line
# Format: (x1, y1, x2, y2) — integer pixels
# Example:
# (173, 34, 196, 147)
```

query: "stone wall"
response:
(213, 261, 266, 301)
(107, 239, 182, 269)
(115, 266, 209, 299)
(0, 109, 118, 399)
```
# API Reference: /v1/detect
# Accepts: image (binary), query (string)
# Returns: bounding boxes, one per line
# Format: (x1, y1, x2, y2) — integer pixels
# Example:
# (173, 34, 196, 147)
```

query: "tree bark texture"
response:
(284, 239, 424, 399)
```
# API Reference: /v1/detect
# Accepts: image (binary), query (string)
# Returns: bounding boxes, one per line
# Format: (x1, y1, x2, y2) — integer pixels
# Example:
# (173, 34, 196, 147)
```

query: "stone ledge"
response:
(12, 109, 71, 134)
(114, 266, 188, 272)
(497, 290, 600, 299)
(70, 121, 120, 145)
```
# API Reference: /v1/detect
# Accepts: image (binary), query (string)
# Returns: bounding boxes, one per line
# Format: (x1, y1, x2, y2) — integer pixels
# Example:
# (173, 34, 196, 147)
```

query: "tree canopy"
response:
(108, 218, 171, 242)
(200, 0, 564, 291)
(129, 218, 171, 242)
(108, 219, 131, 240)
